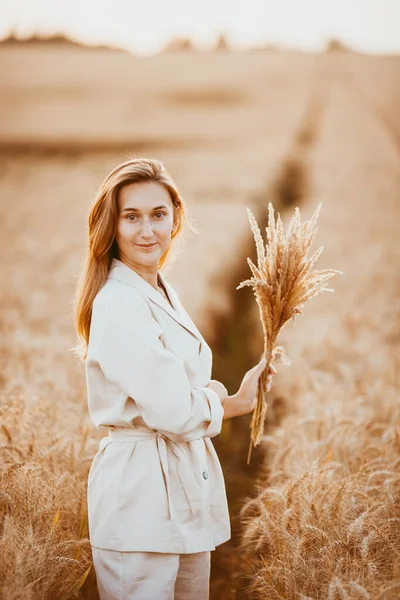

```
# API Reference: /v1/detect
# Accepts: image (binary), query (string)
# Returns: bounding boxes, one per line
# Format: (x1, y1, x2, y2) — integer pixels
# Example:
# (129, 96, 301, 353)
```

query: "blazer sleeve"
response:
(92, 285, 224, 443)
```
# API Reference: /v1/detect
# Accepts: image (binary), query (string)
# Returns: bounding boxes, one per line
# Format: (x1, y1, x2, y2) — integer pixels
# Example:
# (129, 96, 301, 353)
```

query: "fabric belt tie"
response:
(98, 428, 203, 521)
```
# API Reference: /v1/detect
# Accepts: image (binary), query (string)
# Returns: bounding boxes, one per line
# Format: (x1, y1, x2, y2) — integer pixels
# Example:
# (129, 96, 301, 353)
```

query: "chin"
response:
(132, 250, 161, 263)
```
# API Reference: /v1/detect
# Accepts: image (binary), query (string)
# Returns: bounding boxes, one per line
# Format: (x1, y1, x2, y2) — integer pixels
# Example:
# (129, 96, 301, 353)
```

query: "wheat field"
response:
(0, 42, 399, 599)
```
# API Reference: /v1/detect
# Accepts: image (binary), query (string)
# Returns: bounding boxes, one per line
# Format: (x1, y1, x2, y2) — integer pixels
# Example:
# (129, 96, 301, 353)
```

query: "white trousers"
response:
(92, 547, 211, 600)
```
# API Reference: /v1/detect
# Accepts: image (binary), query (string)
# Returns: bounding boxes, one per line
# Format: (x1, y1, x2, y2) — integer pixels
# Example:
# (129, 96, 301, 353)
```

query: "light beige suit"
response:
(85, 257, 231, 554)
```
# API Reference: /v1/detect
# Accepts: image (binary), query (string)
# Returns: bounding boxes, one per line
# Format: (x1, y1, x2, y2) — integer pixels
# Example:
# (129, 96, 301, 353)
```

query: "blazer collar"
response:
(107, 258, 203, 344)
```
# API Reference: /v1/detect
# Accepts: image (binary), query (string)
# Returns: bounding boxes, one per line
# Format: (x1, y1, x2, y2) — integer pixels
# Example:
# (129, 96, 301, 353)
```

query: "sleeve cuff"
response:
(209, 379, 228, 401)
(195, 386, 224, 438)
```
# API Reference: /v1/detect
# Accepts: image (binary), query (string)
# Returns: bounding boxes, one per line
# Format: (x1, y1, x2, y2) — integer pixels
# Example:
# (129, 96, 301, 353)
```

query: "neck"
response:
(118, 256, 159, 290)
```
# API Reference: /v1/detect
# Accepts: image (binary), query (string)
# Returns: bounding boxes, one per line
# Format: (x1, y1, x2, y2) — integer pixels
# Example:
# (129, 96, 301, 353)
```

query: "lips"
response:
(136, 242, 157, 252)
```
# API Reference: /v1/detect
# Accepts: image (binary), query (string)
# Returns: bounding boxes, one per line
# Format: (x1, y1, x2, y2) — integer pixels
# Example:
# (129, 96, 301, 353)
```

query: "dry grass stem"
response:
(237, 202, 343, 462)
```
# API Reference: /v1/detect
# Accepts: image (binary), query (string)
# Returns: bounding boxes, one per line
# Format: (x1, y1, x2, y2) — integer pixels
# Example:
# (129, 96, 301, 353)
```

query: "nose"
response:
(139, 218, 154, 239)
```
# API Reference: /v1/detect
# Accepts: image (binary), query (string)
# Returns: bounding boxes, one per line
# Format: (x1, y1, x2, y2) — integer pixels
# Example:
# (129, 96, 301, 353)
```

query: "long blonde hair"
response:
(73, 157, 197, 362)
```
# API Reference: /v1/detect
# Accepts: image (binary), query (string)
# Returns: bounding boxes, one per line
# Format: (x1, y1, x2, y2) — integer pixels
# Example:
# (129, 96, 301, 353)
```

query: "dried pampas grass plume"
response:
(237, 202, 343, 464)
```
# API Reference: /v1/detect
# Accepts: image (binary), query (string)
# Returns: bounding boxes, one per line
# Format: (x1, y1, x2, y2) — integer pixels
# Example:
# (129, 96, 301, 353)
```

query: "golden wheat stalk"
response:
(237, 202, 343, 464)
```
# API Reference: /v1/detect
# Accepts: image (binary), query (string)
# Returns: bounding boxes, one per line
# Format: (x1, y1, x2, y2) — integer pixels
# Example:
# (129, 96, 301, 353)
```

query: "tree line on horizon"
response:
(0, 30, 356, 54)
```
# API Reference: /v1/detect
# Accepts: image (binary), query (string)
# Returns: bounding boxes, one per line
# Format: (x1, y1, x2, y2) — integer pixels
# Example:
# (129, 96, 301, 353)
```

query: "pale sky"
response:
(0, 0, 399, 55)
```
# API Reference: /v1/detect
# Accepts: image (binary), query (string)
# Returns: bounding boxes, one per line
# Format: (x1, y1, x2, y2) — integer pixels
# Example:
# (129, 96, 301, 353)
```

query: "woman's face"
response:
(116, 181, 176, 271)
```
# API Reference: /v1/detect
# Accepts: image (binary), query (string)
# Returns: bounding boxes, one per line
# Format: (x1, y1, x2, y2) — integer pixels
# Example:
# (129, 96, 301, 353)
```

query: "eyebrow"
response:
(121, 205, 169, 213)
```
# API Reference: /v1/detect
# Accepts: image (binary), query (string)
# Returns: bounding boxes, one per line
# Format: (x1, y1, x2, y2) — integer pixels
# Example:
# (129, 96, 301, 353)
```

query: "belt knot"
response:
(101, 428, 202, 521)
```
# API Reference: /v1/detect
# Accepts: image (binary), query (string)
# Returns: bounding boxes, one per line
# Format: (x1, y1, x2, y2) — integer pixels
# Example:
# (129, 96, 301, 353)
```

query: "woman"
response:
(74, 157, 276, 600)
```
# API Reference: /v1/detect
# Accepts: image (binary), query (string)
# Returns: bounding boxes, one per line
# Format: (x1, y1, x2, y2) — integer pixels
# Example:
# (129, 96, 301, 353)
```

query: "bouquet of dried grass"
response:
(237, 202, 343, 464)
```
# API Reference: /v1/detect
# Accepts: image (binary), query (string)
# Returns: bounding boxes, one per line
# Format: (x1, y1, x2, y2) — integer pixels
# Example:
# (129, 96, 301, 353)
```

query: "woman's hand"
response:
(221, 357, 277, 420)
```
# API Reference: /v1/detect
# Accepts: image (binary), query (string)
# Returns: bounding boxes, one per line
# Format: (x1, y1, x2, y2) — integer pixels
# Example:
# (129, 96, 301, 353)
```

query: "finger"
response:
(255, 358, 267, 371)
(269, 365, 277, 374)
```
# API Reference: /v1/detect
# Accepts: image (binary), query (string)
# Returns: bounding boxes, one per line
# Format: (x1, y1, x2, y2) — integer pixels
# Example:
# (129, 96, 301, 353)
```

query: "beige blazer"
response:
(85, 257, 231, 553)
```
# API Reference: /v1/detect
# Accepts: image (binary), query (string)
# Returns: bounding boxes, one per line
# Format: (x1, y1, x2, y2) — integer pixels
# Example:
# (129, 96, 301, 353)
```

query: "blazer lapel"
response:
(107, 258, 203, 345)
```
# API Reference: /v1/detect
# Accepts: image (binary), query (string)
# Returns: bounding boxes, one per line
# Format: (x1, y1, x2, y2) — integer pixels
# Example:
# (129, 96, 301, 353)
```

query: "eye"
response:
(125, 212, 166, 221)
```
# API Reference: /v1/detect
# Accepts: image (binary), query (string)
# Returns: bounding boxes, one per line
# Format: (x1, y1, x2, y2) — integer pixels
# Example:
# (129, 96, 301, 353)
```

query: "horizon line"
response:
(0, 30, 399, 58)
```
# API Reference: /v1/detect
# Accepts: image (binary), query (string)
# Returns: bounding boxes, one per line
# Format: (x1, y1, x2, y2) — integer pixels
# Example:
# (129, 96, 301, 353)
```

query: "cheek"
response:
(116, 221, 134, 243)
(158, 219, 174, 238)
